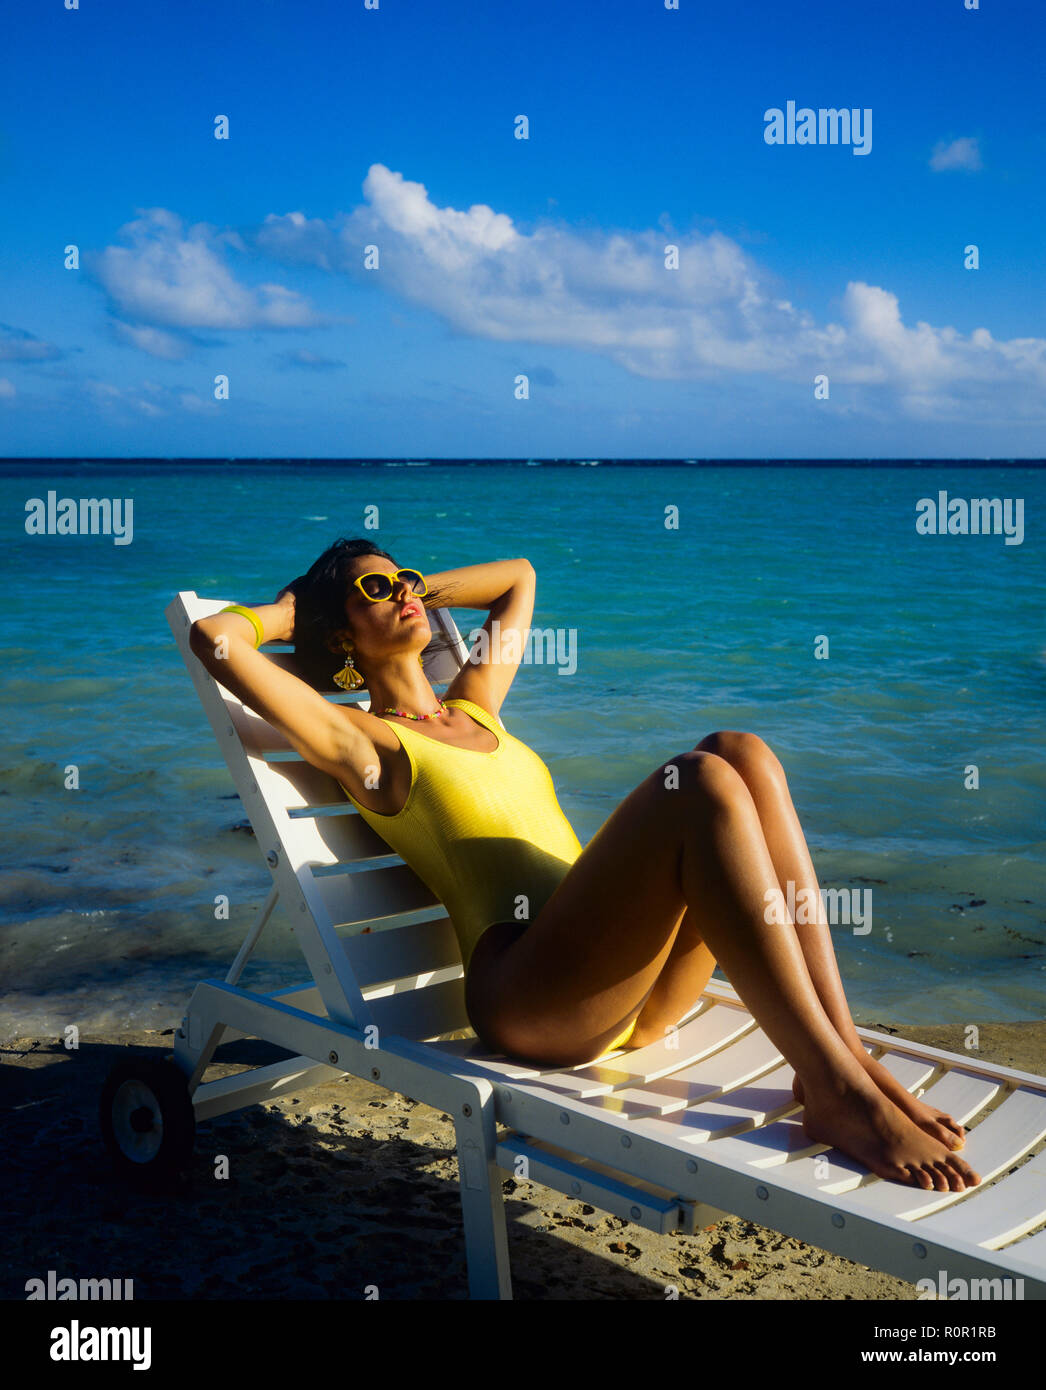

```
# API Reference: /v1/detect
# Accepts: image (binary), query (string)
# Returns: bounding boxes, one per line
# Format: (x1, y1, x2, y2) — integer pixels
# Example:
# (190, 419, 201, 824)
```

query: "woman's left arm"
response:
(428, 558, 536, 716)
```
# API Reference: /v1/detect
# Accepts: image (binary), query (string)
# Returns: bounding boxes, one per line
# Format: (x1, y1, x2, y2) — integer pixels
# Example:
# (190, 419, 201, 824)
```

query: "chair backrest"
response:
(166, 589, 485, 1040)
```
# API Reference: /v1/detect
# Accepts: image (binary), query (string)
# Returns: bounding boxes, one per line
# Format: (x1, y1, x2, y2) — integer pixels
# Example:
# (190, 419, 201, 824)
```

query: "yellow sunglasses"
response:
(352, 567, 428, 603)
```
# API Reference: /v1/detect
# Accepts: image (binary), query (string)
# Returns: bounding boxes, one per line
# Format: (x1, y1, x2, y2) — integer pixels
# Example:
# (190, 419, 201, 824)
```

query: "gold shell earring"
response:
(333, 642, 366, 691)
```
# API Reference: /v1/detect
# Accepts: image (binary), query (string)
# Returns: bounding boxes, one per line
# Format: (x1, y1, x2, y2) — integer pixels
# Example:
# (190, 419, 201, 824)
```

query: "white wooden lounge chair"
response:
(100, 589, 1046, 1299)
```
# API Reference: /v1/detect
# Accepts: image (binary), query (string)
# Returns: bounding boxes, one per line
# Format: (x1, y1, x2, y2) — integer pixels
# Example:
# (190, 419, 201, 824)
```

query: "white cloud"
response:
(88, 208, 324, 347)
(254, 209, 336, 270)
(278, 348, 346, 370)
(0, 377, 16, 398)
(178, 391, 216, 413)
(252, 163, 1046, 418)
(81, 166, 1043, 422)
(84, 377, 217, 416)
(0, 324, 61, 362)
(257, 165, 844, 380)
(111, 320, 190, 360)
(360, 163, 518, 267)
(842, 281, 1046, 385)
(842, 282, 949, 379)
(929, 137, 983, 172)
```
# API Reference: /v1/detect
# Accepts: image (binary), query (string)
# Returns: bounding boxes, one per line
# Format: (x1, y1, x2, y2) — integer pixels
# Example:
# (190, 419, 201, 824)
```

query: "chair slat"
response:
(570, 1002, 756, 1088)
(607, 1106, 807, 1152)
(364, 965, 463, 1001)
(426, 1038, 550, 1080)
(279, 810, 397, 868)
(908, 1067, 1000, 1125)
(367, 976, 470, 1040)
(425, 1003, 758, 1099)
(252, 755, 344, 810)
(873, 1051, 938, 1090)
(915, 1148, 1046, 1247)
(582, 1086, 698, 1120)
(343, 916, 462, 988)
(671, 1061, 800, 1134)
(436, 1002, 753, 1101)
(674, 1027, 785, 1093)
(577, 1029, 788, 1120)
(314, 863, 442, 926)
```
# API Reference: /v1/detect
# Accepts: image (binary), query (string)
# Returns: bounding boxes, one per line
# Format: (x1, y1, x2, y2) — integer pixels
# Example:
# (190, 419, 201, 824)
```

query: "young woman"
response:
(189, 539, 980, 1195)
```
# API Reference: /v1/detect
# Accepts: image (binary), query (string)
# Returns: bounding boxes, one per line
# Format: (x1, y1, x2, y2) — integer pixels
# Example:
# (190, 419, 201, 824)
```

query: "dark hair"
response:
(290, 537, 459, 691)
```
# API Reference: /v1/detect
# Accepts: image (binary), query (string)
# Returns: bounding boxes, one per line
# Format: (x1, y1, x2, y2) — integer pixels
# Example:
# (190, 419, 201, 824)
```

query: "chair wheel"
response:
(100, 1057, 195, 1189)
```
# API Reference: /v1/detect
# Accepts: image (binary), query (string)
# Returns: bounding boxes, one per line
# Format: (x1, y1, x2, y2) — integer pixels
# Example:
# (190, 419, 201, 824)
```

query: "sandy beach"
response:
(3, 1017, 1044, 1301)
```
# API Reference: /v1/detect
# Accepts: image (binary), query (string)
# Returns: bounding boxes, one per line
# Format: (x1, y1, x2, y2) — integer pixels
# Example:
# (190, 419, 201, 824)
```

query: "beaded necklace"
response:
(377, 698, 448, 721)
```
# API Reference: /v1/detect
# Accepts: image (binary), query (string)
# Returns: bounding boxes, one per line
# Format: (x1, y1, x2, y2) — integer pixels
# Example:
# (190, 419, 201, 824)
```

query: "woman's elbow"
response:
(189, 618, 220, 664)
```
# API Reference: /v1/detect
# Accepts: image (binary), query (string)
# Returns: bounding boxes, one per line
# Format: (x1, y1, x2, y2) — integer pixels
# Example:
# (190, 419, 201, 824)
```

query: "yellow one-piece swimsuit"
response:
(339, 697, 638, 1053)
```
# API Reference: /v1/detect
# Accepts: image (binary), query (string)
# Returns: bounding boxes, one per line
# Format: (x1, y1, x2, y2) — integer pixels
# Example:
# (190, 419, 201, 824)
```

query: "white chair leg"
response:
(454, 1099, 513, 1299)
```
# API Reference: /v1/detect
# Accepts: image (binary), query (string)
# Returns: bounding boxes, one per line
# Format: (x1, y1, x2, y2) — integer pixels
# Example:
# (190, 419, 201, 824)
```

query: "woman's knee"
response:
(659, 748, 751, 812)
(694, 730, 785, 786)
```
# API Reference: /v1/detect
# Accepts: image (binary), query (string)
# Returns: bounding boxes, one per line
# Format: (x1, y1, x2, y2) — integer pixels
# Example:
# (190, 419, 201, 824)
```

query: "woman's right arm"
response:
(188, 605, 373, 782)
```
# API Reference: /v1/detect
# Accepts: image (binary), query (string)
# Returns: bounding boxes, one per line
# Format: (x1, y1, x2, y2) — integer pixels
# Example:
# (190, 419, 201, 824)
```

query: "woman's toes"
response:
(932, 1162, 955, 1192)
(932, 1120, 963, 1149)
(908, 1165, 933, 1190)
(949, 1158, 980, 1189)
(934, 1161, 963, 1192)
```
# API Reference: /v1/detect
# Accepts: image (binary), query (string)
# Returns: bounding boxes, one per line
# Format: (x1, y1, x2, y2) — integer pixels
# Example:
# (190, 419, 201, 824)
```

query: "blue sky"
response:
(2, 0, 1044, 458)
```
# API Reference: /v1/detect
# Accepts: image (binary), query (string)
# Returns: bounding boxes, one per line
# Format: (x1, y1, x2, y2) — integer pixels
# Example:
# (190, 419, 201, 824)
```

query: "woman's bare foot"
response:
(793, 1051, 966, 1150)
(801, 1076, 981, 1190)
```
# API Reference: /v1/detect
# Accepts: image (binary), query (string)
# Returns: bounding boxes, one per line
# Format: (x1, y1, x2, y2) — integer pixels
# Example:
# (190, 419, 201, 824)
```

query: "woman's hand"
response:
(273, 576, 306, 643)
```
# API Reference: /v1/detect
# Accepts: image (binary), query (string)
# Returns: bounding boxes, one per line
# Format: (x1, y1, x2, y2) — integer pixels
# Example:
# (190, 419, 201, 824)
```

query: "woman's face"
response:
(341, 555, 429, 661)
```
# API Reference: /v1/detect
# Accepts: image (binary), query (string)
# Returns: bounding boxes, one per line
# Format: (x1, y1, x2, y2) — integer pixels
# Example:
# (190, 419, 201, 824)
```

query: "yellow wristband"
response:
(219, 604, 264, 649)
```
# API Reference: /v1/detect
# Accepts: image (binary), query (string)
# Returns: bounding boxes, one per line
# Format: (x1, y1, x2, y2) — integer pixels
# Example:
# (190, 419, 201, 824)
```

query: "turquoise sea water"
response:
(2, 461, 1044, 1036)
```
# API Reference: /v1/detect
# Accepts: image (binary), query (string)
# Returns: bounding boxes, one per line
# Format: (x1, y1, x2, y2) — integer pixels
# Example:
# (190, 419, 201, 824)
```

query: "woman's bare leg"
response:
(627, 905, 716, 1048)
(693, 732, 965, 1150)
(467, 750, 979, 1192)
